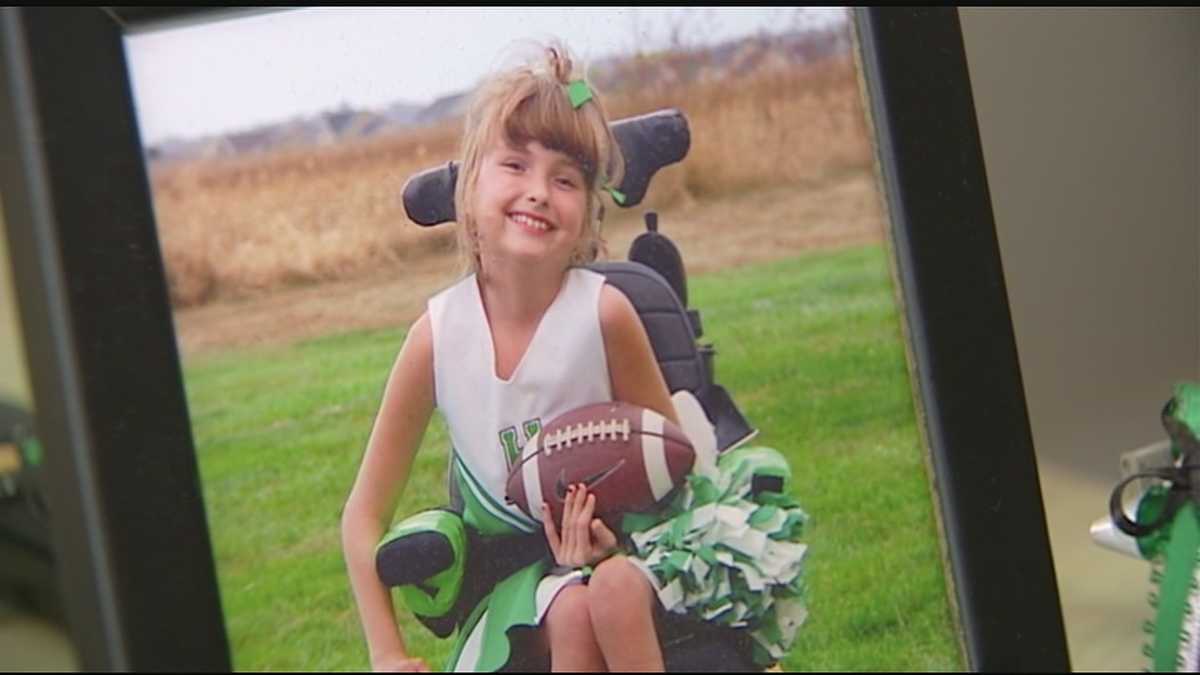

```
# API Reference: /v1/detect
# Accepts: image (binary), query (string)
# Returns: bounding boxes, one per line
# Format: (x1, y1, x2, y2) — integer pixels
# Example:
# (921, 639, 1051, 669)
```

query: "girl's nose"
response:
(524, 175, 550, 205)
(525, 185, 549, 206)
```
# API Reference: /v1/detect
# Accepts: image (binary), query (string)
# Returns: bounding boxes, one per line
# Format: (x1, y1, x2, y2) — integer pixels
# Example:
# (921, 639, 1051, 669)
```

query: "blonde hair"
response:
(453, 41, 624, 274)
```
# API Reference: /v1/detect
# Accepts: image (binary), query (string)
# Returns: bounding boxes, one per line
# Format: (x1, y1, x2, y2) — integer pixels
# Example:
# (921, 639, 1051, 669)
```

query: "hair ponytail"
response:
(546, 45, 573, 85)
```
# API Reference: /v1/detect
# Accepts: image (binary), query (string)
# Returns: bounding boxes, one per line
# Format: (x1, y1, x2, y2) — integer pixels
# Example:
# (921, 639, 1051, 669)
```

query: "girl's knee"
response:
(543, 583, 607, 671)
(587, 556, 654, 621)
(546, 583, 593, 634)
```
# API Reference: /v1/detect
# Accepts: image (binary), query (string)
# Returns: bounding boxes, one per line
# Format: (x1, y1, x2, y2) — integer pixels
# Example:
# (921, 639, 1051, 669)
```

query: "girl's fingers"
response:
(591, 518, 619, 553)
(566, 485, 587, 565)
(541, 501, 562, 558)
(579, 491, 596, 526)
(570, 487, 594, 563)
(580, 492, 614, 560)
(560, 486, 577, 560)
(554, 484, 610, 567)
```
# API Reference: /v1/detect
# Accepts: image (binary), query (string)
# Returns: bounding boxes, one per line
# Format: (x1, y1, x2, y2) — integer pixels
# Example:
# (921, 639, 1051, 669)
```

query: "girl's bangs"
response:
(500, 86, 600, 181)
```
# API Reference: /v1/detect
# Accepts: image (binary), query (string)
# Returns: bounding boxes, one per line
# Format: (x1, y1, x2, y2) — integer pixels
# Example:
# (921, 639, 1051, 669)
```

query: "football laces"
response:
(542, 418, 631, 455)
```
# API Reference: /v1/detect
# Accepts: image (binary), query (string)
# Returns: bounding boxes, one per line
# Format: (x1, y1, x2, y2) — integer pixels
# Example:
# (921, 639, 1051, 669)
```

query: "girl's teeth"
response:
(512, 214, 548, 230)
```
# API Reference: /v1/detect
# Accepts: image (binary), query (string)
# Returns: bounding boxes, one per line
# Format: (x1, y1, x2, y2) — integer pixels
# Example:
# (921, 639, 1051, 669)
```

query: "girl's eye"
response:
(556, 171, 585, 189)
(501, 160, 524, 171)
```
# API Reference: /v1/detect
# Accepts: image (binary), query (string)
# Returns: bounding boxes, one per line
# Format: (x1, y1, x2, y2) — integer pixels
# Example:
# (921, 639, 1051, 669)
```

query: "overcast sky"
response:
(123, 7, 846, 145)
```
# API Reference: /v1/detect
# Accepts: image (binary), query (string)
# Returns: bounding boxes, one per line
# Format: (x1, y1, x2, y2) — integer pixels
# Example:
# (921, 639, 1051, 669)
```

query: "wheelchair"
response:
(378, 109, 788, 672)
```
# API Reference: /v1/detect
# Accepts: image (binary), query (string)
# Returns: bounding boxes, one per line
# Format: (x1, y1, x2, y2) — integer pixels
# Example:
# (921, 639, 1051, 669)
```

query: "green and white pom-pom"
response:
(622, 445, 809, 666)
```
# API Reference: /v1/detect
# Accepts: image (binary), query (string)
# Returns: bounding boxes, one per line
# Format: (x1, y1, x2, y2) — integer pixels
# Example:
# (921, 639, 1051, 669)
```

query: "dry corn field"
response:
(152, 55, 887, 355)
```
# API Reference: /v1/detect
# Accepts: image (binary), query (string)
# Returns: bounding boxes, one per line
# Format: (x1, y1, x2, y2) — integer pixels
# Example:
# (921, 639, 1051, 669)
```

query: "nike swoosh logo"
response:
(555, 459, 626, 500)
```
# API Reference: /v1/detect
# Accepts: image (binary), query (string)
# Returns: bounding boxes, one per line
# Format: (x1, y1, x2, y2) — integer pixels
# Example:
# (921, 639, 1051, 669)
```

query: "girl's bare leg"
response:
(588, 556, 664, 672)
(544, 583, 607, 672)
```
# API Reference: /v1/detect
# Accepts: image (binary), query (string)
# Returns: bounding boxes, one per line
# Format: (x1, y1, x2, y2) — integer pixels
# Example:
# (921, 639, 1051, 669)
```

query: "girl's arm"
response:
(341, 312, 436, 672)
(598, 284, 680, 427)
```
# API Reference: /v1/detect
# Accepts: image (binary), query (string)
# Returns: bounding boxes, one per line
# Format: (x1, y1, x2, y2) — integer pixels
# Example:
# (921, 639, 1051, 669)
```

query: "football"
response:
(505, 401, 695, 529)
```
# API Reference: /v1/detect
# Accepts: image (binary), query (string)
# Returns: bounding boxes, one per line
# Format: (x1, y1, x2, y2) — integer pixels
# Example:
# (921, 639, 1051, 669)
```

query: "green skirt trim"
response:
(445, 558, 574, 672)
(452, 453, 539, 536)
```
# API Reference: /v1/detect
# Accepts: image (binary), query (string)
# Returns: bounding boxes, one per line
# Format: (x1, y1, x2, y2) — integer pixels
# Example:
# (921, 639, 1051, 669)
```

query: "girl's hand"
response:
(542, 484, 619, 567)
(371, 652, 430, 672)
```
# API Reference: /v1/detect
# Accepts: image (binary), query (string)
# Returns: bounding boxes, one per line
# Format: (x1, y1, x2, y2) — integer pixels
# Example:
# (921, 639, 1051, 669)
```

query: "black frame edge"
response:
(855, 7, 1069, 671)
(0, 7, 230, 670)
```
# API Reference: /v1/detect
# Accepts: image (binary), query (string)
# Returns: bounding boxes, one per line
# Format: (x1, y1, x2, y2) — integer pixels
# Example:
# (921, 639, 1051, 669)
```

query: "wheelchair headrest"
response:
(402, 108, 690, 227)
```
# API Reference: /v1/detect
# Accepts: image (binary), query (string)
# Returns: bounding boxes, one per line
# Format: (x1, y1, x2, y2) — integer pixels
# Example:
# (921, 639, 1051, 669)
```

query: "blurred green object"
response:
(21, 435, 42, 468)
(1165, 383, 1200, 462)
(1111, 383, 1200, 671)
(1149, 501, 1200, 671)
(0, 398, 61, 623)
(1134, 484, 1172, 560)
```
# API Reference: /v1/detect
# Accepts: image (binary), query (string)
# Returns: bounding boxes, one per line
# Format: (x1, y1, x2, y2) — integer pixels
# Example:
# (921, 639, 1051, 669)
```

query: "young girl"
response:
(341, 42, 680, 672)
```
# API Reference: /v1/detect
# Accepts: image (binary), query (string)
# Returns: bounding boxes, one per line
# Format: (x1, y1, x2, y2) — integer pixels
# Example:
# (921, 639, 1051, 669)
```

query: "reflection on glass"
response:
(0, 201, 78, 670)
(124, 8, 962, 670)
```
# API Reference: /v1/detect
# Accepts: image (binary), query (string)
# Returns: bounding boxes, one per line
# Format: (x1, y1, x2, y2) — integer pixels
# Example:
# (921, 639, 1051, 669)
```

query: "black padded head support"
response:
(629, 213, 689, 309)
(402, 108, 690, 227)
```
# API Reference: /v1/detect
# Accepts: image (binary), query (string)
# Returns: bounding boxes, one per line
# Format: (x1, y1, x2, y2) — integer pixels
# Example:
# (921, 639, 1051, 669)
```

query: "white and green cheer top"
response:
(428, 268, 613, 535)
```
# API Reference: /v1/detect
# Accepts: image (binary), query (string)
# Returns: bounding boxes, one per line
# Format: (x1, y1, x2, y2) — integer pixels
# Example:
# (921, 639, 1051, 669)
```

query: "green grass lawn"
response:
(182, 243, 964, 671)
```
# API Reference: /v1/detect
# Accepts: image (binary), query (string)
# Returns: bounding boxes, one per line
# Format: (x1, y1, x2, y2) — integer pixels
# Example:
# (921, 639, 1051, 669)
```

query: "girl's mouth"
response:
(508, 212, 555, 234)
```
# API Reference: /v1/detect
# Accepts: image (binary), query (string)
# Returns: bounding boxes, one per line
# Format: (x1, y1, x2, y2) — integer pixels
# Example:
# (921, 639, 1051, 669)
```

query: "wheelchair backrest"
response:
(589, 255, 755, 452)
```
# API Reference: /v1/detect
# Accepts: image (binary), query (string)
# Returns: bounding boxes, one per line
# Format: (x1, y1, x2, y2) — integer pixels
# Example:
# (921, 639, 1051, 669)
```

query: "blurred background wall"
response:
(959, 7, 1200, 670)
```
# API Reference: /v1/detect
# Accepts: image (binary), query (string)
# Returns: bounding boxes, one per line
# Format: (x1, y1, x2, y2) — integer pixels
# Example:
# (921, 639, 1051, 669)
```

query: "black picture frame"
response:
(0, 7, 1068, 671)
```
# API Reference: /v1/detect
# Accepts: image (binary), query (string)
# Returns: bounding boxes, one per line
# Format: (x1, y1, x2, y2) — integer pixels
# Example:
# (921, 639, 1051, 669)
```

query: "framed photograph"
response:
(0, 7, 1068, 670)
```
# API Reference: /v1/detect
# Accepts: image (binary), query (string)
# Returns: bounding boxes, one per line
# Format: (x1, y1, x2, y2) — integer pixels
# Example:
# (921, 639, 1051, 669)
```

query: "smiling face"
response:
(471, 138, 588, 275)
(451, 42, 624, 275)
